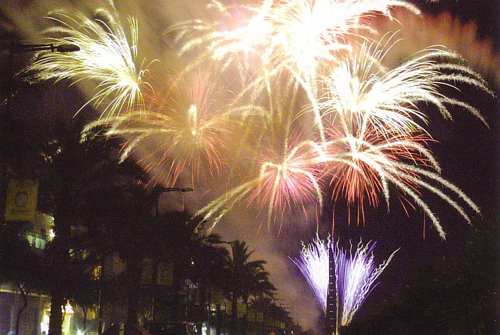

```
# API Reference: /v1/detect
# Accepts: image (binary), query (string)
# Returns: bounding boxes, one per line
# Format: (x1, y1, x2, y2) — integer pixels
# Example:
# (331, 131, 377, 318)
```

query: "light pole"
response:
(1, 42, 80, 223)
(218, 240, 243, 335)
(4, 42, 80, 117)
(8, 43, 80, 54)
(148, 186, 192, 335)
(0, 41, 79, 335)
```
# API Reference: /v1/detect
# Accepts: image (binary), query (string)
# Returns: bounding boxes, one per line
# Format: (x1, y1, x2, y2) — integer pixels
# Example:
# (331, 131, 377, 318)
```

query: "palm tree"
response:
(250, 296, 292, 334)
(79, 175, 172, 334)
(183, 229, 229, 333)
(0, 115, 140, 335)
(243, 269, 275, 304)
(221, 240, 275, 334)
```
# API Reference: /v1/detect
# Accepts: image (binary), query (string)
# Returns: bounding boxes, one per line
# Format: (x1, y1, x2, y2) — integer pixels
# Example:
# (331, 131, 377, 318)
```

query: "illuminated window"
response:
(25, 233, 47, 249)
(48, 228, 56, 241)
(91, 265, 103, 280)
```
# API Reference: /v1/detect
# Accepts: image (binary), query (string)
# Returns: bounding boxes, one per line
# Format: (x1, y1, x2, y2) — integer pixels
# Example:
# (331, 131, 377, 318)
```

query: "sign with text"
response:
(5, 179, 38, 222)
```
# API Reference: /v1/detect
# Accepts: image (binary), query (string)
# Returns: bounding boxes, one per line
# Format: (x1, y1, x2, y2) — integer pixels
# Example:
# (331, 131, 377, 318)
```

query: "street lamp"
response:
(8, 43, 80, 54)
(0, 41, 80, 335)
(4, 42, 80, 112)
(1, 42, 80, 224)
(4, 42, 80, 111)
(161, 187, 194, 193)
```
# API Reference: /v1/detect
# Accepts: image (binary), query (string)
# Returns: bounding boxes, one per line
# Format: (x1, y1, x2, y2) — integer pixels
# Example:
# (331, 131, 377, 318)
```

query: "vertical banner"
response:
(156, 261, 173, 286)
(237, 303, 247, 318)
(141, 258, 154, 284)
(5, 179, 38, 222)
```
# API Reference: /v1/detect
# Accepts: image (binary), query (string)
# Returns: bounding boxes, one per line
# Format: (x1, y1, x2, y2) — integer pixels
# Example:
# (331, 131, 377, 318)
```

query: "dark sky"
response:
(417, 0, 498, 40)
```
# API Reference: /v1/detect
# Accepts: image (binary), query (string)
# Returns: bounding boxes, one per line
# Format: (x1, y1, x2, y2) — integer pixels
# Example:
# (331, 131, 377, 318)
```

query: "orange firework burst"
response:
(317, 37, 490, 237)
(250, 138, 324, 223)
(196, 104, 325, 229)
(322, 125, 482, 239)
(84, 71, 234, 187)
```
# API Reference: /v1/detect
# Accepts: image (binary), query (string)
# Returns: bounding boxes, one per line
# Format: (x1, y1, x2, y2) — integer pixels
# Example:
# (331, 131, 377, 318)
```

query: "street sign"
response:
(5, 179, 38, 222)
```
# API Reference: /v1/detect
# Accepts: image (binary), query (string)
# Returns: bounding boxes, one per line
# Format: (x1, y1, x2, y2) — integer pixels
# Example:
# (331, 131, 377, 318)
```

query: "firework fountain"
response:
(292, 237, 398, 334)
(8, 0, 495, 331)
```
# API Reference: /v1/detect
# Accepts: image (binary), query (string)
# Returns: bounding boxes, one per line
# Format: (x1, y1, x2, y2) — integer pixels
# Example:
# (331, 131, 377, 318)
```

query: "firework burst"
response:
(334, 240, 398, 326)
(196, 133, 325, 230)
(23, 8, 150, 119)
(83, 71, 232, 186)
(169, 0, 274, 70)
(319, 37, 491, 238)
(321, 35, 491, 138)
(18, 1, 494, 240)
(169, 0, 421, 142)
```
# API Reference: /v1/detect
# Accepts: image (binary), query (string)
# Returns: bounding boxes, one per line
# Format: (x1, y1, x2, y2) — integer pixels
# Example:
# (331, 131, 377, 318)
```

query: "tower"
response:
(325, 244, 337, 335)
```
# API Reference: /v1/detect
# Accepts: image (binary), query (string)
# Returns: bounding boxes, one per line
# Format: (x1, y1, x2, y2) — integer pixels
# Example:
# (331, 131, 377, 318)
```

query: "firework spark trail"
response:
(291, 237, 330, 310)
(321, 35, 492, 141)
(267, 0, 419, 143)
(195, 80, 328, 229)
(291, 237, 398, 326)
(323, 130, 482, 239)
(196, 138, 325, 230)
(169, 0, 275, 69)
(22, 9, 149, 119)
(334, 240, 398, 326)
(317, 38, 491, 238)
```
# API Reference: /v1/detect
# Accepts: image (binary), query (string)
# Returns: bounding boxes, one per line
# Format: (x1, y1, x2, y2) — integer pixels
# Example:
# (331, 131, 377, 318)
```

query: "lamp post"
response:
(4, 42, 80, 117)
(147, 186, 192, 335)
(0, 41, 79, 335)
(218, 240, 241, 335)
(1, 42, 80, 224)
(9, 43, 80, 54)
